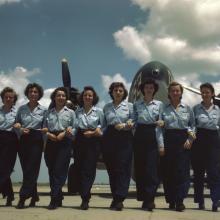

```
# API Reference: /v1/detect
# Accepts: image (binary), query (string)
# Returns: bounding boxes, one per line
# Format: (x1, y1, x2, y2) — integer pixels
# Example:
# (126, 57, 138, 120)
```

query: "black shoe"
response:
(5, 197, 13, 207)
(58, 200, 62, 207)
(212, 203, 218, 212)
(142, 201, 155, 211)
(114, 202, 124, 211)
(198, 202, 205, 210)
(176, 203, 185, 212)
(80, 201, 89, 210)
(47, 200, 58, 210)
(168, 202, 175, 210)
(110, 200, 116, 209)
(16, 198, 25, 209)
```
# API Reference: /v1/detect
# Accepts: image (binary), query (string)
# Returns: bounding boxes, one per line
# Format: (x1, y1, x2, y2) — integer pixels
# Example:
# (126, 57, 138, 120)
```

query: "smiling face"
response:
(169, 85, 182, 102)
(83, 89, 94, 106)
(201, 87, 214, 103)
(55, 90, 67, 107)
(27, 87, 40, 103)
(143, 83, 155, 99)
(3, 92, 15, 108)
(112, 86, 125, 103)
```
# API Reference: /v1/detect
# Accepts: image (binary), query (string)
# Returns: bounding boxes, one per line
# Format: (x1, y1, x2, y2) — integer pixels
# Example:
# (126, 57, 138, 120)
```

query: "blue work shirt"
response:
(0, 105, 17, 131)
(193, 103, 220, 130)
(103, 100, 134, 129)
(158, 102, 195, 147)
(75, 106, 104, 130)
(16, 103, 47, 129)
(133, 99, 163, 125)
(133, 99, 163, 149)
(45, 106, 76, 135)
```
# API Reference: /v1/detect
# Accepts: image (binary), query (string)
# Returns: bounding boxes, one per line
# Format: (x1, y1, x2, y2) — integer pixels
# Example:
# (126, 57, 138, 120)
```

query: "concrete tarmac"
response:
(0, 185, 219, 220)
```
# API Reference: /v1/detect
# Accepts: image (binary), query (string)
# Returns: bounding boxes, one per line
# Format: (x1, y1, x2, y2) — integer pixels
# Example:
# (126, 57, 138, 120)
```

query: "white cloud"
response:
(113, 26, 151, 64)
(101, 73, 131, 92)
(114, 0, 220, 78)
(0, 66, 53, 107)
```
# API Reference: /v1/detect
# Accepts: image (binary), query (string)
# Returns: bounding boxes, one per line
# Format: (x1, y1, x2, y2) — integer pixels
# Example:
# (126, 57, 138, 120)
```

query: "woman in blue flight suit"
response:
(0, 87, 18, 206)
(44, 87, 76, 210)
(15, 83, 47, 209)
(192, 83, 220, 212)
(102, 82, 134, 211)
(160, 81, 195, 212)
(75, 86, 104, 210)
(133, 78, 164, 211)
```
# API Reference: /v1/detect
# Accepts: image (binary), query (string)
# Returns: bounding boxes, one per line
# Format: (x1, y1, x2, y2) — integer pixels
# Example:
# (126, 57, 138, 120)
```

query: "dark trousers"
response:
(44, 137, 72, 200)
(18, 130, 43, 200)
(133, 124, 159, 202)
(191, 128, 220, 203)
(162, 129, 190, 204)
(75, 130, 100, 201)
(102, 126, 133, 202)
(0, 131, 18, 199)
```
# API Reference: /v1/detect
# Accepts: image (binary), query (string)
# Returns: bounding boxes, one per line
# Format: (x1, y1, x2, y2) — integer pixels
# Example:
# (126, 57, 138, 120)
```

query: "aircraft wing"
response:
(183, 84, 220, 101)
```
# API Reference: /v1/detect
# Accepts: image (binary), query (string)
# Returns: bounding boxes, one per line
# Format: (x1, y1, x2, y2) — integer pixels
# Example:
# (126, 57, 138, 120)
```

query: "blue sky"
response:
(0, 0, 145, 105)
(1, 0, 220, 182)
(1, 0, 220, 107)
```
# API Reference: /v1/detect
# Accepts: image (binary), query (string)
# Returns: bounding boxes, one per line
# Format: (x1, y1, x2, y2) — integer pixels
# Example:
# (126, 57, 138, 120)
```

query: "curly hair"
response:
(108, 82, 128, 101)
(24, 83, 44, 100)
(78, 86, 99, 107)
(139, 78, 159, 96)
(168, 81, 184, 100)
(50, 87, 69, 108)
(0, 87, 18, 104)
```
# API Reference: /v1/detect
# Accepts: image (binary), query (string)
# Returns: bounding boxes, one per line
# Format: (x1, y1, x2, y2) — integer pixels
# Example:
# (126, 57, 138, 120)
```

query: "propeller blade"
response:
(62, 58, 71, 88)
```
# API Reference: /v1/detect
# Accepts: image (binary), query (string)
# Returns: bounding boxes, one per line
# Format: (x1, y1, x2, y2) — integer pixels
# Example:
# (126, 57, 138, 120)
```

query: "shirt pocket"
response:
(62, 115, 71, 128)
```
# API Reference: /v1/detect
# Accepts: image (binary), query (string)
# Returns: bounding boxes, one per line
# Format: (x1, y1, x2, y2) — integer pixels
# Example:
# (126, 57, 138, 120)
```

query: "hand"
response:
(188, 131, 196, 140)
(184, 139, 192, 149)
(94, 128, 102, 137)
(156, 120, 164, 127)
(126, 120, 134, 129)
(159, 148, 165, 156)
(13, 123, 21, 129)
(22, 128, 30, 135)
(65, 127, 73, 137)
(57, 131, 66, 141)
(83, 130, 93, 138)
(114, 123, 125, 131)
(47, 132, 57, 141)
(41, 127, 48, 134)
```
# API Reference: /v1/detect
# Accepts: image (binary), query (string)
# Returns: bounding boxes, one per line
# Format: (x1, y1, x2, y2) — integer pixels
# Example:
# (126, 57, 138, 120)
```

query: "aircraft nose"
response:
(152, 68, 160, 77)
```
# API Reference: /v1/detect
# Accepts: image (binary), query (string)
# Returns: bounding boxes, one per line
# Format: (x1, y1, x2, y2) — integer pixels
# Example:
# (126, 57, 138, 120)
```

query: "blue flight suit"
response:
(0, 105, 18, 201)
(16, 103, 46, 201)
(75, 106, 104, 202)
(44, 106, 76, 202)
(133, 99, 163, 203)
(192, 103, 220, 205)
(102, 101, 133, 202)
(159, 102, 195, 205)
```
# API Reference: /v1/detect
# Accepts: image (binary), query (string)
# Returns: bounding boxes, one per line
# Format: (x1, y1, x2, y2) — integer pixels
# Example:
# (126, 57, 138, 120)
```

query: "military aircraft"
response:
(128, 61, 220, 105)
(62, 59, 220, 193)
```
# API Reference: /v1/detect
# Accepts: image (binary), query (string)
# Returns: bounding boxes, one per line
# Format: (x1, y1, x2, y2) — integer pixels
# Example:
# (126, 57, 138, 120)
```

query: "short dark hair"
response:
(139, 78, 159, 96)
(50, 87, 69, 108)
(168, 81, 184, 100)
(108, 82, 128, 101)
(0, 87, 18, 104)
(200, 83, 215, 96)
(78, 86, 99, 107)
(24, 83, 44, 100)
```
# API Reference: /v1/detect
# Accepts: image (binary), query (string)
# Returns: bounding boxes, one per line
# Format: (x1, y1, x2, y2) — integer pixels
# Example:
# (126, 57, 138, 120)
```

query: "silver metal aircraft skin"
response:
(128, 60, 220, 105)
